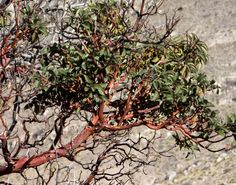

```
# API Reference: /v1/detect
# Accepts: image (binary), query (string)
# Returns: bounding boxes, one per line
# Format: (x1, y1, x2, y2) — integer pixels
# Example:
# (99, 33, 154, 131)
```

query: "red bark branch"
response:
(146, 120, 171, 130)
(103, 122, 141, 131)
(138, 104, 161, 113)
(118, 93, 132, 126)
(0, 126, 95, 176)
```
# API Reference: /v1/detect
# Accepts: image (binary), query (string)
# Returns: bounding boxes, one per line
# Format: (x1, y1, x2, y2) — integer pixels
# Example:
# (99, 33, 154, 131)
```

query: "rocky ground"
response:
(1, 0, 236, 184)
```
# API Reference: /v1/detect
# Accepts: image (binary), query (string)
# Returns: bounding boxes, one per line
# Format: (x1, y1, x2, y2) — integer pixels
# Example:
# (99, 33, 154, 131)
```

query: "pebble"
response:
(216, 152, 228, 163)
(164, 171, 177, 181)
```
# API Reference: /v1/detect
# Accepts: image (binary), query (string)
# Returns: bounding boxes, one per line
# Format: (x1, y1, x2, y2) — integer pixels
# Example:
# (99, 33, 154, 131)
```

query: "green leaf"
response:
(33, 77, 41, 87)
(76, 107, 81, 113)
(152, 57, 159, 63)
(150, 92, 159, 101)
(31, 31, 38, 43)
(216, 129, 225, 137)
(83, 75, 93, 84)
(165, 94, 174, 102)
(94, 84, 105, 96)
(152, 81, 159, 90)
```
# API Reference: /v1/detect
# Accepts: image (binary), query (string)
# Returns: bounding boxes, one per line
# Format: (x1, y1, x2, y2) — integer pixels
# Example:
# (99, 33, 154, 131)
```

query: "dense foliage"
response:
(32, 1, 227, 148)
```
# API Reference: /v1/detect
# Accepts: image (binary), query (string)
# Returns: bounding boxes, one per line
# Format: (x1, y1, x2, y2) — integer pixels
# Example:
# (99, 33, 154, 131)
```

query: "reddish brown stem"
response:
(146, 120, 171, 130)
(118, 93, 132, 126)
(0, 127, 95, 176)
(103, 121, 141, 131)
(98, 101, 106, 124)
(138, 104, 161, 113)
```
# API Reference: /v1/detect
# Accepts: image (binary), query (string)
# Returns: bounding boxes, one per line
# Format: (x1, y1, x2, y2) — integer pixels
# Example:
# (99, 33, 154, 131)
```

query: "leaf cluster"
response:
(27, 1, 231, 150)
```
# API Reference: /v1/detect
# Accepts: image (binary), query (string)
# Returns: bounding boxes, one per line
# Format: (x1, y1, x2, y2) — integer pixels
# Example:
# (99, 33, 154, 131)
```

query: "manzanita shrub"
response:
(33, 1, 226, 145)
(0, 0, 236, 184)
